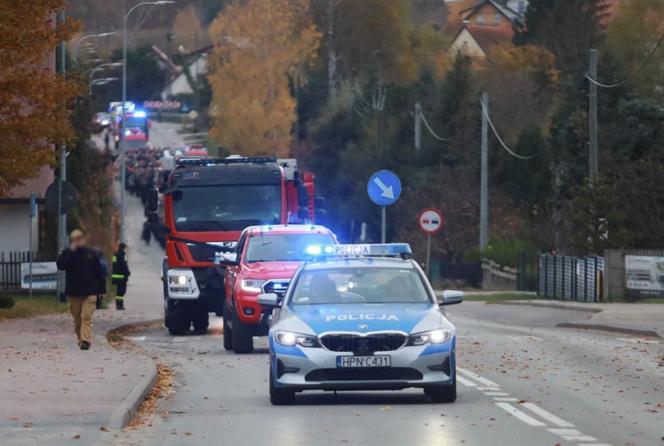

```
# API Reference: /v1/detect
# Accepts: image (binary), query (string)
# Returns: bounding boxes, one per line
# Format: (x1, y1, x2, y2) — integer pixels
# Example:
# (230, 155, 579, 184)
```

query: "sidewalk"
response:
(0, 190, 165, 446)
(494, 299, 664, 338)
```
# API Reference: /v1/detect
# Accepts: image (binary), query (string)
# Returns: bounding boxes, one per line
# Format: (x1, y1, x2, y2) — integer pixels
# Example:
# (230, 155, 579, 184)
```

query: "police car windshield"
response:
(290, 267, 431, 305)
(173, 185, 281, 232)
(246, 234, 334, 262)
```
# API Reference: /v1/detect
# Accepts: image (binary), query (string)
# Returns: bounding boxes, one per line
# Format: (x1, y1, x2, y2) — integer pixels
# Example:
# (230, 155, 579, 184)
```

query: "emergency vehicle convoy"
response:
(107, 101, 151, 149)
(256, 243, 463, 405)
(220, 224, 337, 353)
(148, 156, 321, 335)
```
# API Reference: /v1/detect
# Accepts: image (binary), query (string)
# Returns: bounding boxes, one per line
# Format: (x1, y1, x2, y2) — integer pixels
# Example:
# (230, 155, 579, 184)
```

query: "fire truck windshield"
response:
(124, 116, 147, 130)
(173, 185, 281, 232)
(245, 234, 335, 262)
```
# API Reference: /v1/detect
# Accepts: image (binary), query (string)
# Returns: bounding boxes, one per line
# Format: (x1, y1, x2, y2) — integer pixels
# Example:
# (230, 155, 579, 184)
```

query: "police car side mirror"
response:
(439, 290, 464, 306)
(258, 293, 280, 308)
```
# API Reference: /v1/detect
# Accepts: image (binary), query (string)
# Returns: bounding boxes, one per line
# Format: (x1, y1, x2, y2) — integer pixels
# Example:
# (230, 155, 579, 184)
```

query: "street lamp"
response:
(90, 77, 119, 88)
(73, 32, 118, 62)
(120, 0, 174, 243)
(88, 62, 124, 79)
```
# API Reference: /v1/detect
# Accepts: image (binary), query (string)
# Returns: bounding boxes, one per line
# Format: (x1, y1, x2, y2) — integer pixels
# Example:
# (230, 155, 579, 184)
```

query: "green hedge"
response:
(465, 238, 535, 268)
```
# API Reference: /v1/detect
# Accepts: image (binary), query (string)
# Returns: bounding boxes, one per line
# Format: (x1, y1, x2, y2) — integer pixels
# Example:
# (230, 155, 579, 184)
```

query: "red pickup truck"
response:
(220, 224, 337, 353)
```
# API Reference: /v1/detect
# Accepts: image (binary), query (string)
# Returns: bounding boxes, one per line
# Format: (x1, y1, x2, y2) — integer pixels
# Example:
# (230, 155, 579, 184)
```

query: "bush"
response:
(0, 295, 16, 309)
(464, 238, 535, 268)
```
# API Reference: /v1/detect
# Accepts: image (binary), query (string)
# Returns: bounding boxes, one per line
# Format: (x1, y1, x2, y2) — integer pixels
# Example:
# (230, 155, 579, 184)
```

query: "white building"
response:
(0, 166, 52, 253)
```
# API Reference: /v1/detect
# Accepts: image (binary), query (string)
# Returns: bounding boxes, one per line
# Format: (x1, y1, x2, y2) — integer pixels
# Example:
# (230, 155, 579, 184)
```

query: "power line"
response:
(479, 98, 536, 160)
(585, 31, 664, 89)
(418, 108, 448, 141)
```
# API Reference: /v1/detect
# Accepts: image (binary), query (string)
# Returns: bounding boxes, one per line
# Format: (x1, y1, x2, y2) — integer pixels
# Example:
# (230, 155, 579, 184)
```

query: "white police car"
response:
(257, 243, 463, 405)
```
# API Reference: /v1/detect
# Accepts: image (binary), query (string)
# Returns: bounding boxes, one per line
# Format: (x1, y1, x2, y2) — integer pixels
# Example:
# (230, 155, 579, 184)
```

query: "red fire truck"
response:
(148, 157, 321, 335)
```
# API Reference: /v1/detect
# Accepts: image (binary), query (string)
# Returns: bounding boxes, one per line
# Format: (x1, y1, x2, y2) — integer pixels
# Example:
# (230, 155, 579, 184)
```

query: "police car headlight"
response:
(275, 331, 319, 348)
(408, 329, 452, 346)
(240, 279, 265, 293)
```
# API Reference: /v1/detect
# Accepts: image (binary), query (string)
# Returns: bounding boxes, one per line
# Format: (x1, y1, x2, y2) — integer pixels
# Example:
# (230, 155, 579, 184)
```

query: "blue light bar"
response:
(133, 110, 147, 118)
(305, 243, 412, 258)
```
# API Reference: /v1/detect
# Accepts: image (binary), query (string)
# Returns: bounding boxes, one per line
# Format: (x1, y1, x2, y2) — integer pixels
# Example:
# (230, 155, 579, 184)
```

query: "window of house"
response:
(495, 13, 501, 24)
(477, 14, 484, 24)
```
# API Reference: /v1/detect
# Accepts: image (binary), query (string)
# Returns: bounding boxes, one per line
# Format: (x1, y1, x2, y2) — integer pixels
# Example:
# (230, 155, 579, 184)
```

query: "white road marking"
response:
(458, 367, 499, 387)
(477, 386, 501, 391)
(456, 376, 477, 387)
(484, 391, 510, 397)
(495, 402, 546, 427)
(492, 397, 519, 402)
(548, 428, 597, 442)
(126, 336, 146, 341)
(521, 402, 574, 428)
(617, 337, 659, 344)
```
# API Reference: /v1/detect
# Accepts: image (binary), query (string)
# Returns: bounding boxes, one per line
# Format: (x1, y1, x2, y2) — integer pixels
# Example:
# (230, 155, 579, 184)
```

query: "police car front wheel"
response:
(269, 367, 295, 405)
(424, 376, 457, 403)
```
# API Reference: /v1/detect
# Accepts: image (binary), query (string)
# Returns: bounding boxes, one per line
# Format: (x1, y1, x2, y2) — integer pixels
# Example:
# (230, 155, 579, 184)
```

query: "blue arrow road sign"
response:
(367, 170, 402, 206)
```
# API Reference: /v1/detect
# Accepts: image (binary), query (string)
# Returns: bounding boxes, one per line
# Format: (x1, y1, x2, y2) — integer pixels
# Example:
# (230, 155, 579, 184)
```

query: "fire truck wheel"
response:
(192, 307, 209, 334)
(231, 310, 254, 354)
(165, 299, 189, 336)
(223, 307, 233, 351)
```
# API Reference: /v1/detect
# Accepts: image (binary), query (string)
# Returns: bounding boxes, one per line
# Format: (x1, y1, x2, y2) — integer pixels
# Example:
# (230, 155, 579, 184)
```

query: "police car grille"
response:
(305, 368, 422, 382)
(262, 280, 290, 297)
(320, 333, 407, 353)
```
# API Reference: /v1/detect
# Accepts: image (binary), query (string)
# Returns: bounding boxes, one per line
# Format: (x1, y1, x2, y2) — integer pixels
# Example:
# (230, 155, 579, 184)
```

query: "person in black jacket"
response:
(56, 229, 106, 350)
(111, 243, 131, 310)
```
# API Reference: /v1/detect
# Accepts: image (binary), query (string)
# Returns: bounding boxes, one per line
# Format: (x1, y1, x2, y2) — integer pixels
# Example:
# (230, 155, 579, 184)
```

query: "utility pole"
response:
(588, 49, 598, 179)
(56, 10, 68, 301)
(414, 102, 422, 151)
(480, 92, 489, 250)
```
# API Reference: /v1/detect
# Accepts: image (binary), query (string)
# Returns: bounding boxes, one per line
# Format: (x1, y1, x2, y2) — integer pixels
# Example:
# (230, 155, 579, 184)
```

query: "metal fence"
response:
(0, 251, 56, 292)
(538, 254, 604, 302)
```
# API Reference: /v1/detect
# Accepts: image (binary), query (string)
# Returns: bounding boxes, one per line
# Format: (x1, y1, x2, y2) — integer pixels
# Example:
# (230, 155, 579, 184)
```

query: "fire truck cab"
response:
(148, 156, 319, 335)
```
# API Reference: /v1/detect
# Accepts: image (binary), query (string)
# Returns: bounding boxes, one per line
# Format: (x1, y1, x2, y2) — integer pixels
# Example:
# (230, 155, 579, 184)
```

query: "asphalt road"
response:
(108, 302, 663, 446)
(109, 122, 663, 446)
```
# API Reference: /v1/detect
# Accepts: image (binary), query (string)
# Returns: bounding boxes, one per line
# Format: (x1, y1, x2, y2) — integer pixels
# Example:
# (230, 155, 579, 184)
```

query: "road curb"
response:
(491, 300, 603, 313)
(556, 322, 661, 339)
(108, 356, 158, 429)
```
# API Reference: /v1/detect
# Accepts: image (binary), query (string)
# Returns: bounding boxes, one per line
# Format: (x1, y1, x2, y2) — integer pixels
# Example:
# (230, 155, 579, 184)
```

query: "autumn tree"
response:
(0, 0, 79, 195)
(604, 0, 664, 102)
(208, 0, 320, 156)
(173, 5, 210, 53)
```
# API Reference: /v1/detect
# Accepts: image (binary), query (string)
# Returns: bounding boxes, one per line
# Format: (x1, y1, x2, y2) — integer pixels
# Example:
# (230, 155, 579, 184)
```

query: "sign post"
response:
(29, 194, 36, 297)
(418, 208, 445, 278)
(367, 170, 402, 243)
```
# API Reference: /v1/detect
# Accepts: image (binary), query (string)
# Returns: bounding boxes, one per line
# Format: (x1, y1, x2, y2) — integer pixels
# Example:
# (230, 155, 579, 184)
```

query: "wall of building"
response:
(0, 203, 37, 253)
(448, 28, 486, 58)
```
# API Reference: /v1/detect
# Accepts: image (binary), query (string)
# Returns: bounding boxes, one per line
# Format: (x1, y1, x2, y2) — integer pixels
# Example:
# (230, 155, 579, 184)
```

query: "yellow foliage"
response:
(0, 0, 80, 195)
(488, 44, 560, 85)
(208, 0, 320, 156)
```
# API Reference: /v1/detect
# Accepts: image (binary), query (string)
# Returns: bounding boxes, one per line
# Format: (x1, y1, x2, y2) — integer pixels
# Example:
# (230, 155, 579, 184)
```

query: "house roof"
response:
(460, 0, 524, 24)
(452, 23, 514, 55)
(2, 166, 54, 201)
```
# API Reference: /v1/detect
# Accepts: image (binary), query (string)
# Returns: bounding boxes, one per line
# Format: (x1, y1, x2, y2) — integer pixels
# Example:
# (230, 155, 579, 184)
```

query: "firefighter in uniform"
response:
(111, 243, 130, 310)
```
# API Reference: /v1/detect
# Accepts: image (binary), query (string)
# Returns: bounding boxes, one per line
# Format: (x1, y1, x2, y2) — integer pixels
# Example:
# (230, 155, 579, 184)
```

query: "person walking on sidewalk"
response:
(111, 243, 131, 310)
(56, 229, 107, 350)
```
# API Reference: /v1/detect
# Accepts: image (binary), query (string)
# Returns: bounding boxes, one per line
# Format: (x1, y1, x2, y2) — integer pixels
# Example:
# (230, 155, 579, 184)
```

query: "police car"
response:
(257, 243, 463, 405)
